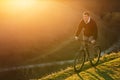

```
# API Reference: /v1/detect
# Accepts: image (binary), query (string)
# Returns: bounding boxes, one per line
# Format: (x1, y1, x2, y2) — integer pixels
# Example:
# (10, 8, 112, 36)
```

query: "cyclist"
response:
(75, 11, 98, 44)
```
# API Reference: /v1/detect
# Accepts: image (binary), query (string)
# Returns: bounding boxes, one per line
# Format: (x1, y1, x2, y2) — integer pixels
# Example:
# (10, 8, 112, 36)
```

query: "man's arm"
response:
(93, 21, 98, 40)
(90, 20, 98, 44)
(75, 20, 83, 39)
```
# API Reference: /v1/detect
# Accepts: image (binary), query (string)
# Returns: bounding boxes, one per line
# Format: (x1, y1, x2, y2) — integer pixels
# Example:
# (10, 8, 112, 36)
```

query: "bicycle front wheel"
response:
(90, 46, 101, 66)
(74, 50, 85, 72)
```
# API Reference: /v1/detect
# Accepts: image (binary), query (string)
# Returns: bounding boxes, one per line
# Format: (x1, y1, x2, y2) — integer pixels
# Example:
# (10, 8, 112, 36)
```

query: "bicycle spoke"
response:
(90, 46, 101, 66)
(74, 50, 85, 72)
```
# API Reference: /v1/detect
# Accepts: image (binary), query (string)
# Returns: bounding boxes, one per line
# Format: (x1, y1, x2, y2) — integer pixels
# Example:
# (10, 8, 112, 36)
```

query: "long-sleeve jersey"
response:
(75, 18, 98, 40)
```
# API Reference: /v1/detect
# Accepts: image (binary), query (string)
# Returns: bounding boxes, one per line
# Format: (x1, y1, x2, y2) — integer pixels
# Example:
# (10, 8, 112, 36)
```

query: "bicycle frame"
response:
(79, 29, 95, 52)
(80, 40, 93, 61)
(74, 33, 101, 72)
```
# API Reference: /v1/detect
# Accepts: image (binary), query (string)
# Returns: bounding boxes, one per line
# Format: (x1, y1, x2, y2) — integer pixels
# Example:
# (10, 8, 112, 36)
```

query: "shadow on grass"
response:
(76, 72, 84, 80)
(76, 70, 100, 80)
(76, 65, 115, 80)
(94, 66, 114, 80)
(100, 64, 120, 72)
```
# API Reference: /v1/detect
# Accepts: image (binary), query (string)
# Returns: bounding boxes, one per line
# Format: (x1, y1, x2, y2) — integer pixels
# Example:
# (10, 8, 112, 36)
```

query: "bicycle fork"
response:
(84, 47, 91, 61)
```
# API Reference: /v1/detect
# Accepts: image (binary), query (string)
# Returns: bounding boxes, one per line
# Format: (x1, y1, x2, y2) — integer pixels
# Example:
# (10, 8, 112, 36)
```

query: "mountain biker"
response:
(75, 11, 98, 44)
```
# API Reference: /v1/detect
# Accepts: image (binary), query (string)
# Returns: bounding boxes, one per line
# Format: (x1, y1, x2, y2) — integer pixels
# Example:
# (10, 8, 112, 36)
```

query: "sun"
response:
(15, 0, 36, 7)
(4, 0, 37, 9)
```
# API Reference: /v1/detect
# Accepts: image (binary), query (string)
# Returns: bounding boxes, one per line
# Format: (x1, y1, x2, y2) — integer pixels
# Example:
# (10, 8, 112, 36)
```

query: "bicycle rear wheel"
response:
(74, 50, 85, 72)
(90, 46, 101, 66)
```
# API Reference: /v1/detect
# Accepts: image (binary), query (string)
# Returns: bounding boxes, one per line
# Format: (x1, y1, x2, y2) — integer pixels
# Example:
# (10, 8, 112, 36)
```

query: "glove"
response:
(75, 36, 79, 40)
(91, 39, 96, 44)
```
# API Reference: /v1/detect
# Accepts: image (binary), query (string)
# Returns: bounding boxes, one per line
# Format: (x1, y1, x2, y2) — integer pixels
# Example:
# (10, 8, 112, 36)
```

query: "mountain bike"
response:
(73, 39, 101, 72)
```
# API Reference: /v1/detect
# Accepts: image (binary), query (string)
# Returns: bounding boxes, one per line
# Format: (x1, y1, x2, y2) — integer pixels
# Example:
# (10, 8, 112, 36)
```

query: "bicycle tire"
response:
(90, 46, 101, 66)
(74, 50, 85, 72)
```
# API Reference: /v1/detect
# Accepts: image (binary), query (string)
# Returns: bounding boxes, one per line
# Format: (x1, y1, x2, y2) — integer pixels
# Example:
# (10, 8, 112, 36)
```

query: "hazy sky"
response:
(0, 0, 84, 55)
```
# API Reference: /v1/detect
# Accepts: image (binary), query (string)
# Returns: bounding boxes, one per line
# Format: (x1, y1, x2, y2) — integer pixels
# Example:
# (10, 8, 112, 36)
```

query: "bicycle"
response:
(73, 38, 101, 73)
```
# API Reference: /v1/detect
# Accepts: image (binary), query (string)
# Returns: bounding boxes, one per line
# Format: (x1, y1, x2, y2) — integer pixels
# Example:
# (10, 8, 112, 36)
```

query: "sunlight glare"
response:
(4, 0, 37, 9)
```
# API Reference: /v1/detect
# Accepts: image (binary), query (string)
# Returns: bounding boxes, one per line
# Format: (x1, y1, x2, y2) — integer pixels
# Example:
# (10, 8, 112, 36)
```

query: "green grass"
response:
(40, 52, 120, 80)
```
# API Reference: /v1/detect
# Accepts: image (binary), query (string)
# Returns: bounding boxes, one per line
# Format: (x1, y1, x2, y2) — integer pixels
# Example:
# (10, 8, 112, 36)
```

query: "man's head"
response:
(82, 11, 90, 22)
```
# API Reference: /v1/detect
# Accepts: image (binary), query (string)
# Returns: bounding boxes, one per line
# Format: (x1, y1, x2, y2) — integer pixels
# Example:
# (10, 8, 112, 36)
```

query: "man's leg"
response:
(88, 36, 96, 59)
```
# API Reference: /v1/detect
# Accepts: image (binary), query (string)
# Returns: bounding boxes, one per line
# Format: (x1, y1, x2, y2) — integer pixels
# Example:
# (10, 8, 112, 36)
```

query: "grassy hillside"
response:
(40, 52, 120, 80)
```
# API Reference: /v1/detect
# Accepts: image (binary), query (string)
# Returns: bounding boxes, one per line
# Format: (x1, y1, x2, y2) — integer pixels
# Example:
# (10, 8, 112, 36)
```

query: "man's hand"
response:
(91, 39, 96, 44)
(89, 36, 96, 44)
(75, 36, 79, 40)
